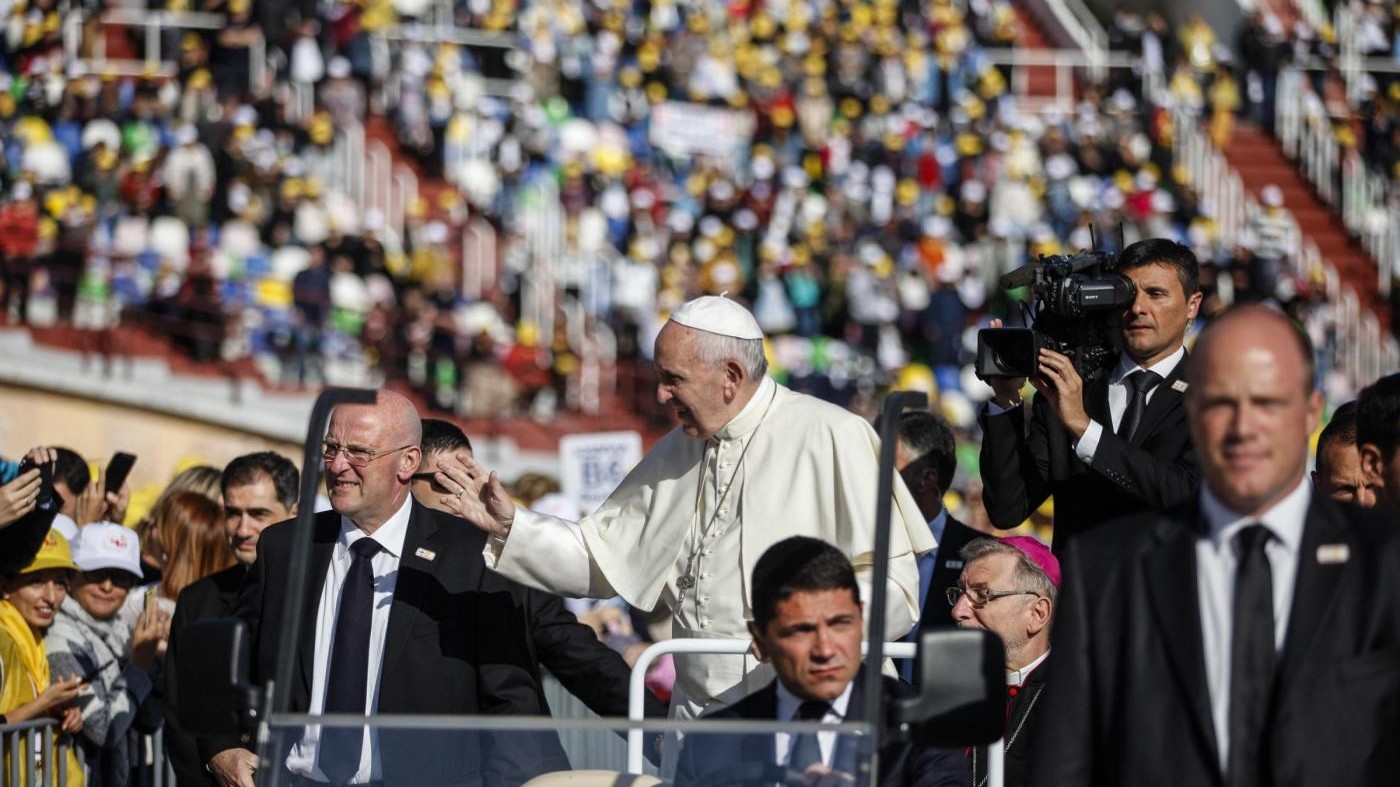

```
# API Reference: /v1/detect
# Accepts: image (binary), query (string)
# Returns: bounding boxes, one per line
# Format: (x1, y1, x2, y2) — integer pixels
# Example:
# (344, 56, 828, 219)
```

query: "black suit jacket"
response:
(919, 515, 982, 630)
(972, 655, 1048, 787)
(200, 503, 650, 786)
(167, 565, 247, 786)
(674, 673, 967, 787)
(1031, 495, 1400, 787)
(978, 355, 1200, 551)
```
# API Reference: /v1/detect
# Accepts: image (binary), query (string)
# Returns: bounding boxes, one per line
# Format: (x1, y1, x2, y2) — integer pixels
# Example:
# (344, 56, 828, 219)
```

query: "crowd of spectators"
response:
(0, 2, 1389, 456)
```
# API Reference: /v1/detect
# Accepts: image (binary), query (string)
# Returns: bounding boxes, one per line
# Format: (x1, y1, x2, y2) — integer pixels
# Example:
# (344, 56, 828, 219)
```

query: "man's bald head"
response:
(1190, 306, 1316, 395)
(324, 389, 423, 532)
(1186, 306, 1323, 517)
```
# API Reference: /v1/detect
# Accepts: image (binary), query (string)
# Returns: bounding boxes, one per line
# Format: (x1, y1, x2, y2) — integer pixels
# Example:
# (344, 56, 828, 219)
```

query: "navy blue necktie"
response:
(320, 538, 382, 786)
(788, 700, 831, 772)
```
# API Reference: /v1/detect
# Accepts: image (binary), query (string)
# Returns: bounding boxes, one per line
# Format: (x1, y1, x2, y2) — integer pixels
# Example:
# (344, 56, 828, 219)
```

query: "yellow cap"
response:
(21, 530, 78, 575)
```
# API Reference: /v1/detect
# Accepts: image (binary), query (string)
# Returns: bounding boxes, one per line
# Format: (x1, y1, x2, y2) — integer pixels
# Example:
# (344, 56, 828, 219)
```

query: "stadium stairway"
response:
(1009, 1, 1063, 101)
(1220, 122, 1387, 332)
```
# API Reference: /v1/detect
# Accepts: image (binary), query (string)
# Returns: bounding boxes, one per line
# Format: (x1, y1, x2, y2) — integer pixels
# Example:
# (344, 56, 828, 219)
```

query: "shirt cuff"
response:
(1074, 419, 1104, 464)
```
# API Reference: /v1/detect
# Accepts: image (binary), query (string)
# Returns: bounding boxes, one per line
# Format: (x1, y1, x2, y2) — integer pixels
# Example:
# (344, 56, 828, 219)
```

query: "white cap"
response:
(71, 522, 143, 578)
(50, 513, 78, 541)
(12, 182, 32, 201)
(1261, 184, 1284, 207)
(328, 56, 351, 80)
(175, 125, 198, 146)
(668, 294, 764, 340)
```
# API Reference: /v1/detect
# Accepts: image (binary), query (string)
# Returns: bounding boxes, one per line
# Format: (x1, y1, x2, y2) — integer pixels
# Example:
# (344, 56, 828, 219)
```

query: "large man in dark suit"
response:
(1032, 306, 1400, 787)
(203, 392, 570, 787)
(675, 537, 966, 787)
(979, 238, 1205, 550)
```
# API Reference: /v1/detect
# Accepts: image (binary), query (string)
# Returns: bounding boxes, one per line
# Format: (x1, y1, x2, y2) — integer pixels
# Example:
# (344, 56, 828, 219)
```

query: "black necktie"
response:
(1118, 370, 1163, 442)
(788, 700, 831, 772)
(320, 538, 383, 786)
(1228, 524, 1275, 787)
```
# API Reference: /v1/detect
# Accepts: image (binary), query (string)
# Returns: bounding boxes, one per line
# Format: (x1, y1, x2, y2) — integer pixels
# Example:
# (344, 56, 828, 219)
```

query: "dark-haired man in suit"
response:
(893, 409, 982, 633)
(1033, 305, 1400, 787)
(168, 451, 299, 786)
(980, 238, 1205, 551)
(675, 536, 966, 787)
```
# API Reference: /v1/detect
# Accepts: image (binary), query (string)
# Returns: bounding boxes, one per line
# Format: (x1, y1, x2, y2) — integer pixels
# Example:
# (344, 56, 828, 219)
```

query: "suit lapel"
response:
(1277, 497, 1348, 689)
(380, 502, 440, 679)
(299, 513, 341, 698)
(1142, 512, 1219, 767)
(1126, 353, 1189, 447)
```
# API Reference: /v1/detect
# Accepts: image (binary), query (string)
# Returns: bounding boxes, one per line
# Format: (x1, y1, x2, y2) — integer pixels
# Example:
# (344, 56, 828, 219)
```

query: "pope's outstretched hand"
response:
(435, 452, 517, 539)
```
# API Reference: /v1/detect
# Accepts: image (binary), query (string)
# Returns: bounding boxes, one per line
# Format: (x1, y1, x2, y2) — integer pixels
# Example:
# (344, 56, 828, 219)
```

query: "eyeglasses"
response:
(321, 442, 413, 467)
(80, 569, 140, 589)
(946, 586, 1040, 609)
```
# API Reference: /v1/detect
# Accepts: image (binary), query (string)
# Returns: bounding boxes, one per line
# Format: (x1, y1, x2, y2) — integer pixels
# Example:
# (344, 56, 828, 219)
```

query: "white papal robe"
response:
(483, 376, 935, 720)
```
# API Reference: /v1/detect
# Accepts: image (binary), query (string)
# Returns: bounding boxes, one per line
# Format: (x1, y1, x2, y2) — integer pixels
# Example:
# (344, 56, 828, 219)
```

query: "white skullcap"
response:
(1261, 184, 1284, 207)
(668, 294, 764, 340)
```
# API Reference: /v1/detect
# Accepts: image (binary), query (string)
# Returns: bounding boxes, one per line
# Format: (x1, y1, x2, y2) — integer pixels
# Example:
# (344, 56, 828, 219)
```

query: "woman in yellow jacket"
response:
(1, 530, 86, 786)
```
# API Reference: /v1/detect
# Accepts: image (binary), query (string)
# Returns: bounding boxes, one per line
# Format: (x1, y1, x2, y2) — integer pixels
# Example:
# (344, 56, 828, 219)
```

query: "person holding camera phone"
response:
(1, 447, 62, 577)
(978, 238, 1205, 552)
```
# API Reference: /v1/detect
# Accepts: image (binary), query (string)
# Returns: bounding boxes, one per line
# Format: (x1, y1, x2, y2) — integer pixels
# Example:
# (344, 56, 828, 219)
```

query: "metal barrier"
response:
(980, 48, 1135, 112)
(1170, 99, 1400, 388)
(1276, 65, 1400, 300)
(2, 718, 73, 787)
(624, 639, 1006, 787)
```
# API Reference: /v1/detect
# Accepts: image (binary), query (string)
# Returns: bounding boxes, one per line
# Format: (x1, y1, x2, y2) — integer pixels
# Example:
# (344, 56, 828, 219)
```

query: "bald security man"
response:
(1033, 305, 1400, 787)
(202, 391, 564, 787)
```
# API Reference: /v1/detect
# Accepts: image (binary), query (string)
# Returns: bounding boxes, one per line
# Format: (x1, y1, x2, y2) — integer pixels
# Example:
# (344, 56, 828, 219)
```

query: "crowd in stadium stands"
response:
(0, 3, 1390, 484)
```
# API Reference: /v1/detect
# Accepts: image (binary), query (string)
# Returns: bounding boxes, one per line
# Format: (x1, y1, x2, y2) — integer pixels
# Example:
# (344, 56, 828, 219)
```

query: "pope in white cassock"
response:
(439, 295, 936, 722)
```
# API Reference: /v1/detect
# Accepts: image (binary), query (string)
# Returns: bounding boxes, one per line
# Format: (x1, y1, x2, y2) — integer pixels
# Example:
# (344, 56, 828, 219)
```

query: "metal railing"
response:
(623, 639, 1006, 786)
(1169, 100, 1400, 387)
(63, 9, 266, 92)
(1275, 66, 1399, 300)
(980, 48, 1135, 111)
(2, 718, 74, 787)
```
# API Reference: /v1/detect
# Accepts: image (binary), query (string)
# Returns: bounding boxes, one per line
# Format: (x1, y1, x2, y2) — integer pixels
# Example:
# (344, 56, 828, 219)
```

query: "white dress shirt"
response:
(1007, 649, 1050, 687)
(774, 681, 854, 767)
(286, 495, 413, 784)
(1073, 345, 1186, 462)
(1195, 478, 1310, 772)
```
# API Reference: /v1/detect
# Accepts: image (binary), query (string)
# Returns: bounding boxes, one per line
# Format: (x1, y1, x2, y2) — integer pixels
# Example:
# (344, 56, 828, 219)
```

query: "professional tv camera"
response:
(976, 249, 1136, 380)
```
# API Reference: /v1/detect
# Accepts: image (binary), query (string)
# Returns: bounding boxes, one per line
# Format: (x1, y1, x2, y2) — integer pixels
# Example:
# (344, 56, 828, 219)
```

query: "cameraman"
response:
(979, 238, 1204, 551)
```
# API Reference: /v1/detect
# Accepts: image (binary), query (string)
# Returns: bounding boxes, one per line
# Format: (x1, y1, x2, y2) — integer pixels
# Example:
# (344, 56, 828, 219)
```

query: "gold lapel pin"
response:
(1316, 544, 1349, 564)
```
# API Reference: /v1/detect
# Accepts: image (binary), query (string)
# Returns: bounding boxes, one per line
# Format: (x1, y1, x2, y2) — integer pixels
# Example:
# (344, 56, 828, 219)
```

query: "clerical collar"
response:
(713, 376, 776, 443)
(1199, 476, 1309, 556)
(1008, 649, 1050, 687)
(1110, 344, 1185, 387)
(776, 679, 853, 724)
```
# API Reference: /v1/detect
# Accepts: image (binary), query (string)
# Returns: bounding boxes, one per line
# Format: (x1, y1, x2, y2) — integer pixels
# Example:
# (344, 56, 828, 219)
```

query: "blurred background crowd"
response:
(1, 0, 1394, 529)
